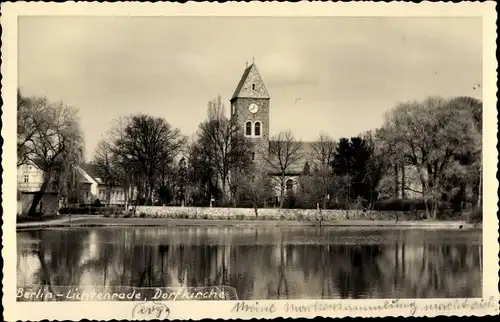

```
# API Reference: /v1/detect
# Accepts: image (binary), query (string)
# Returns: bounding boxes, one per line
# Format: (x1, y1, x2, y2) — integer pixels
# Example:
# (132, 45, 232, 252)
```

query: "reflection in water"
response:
(17, 227, 482, 300)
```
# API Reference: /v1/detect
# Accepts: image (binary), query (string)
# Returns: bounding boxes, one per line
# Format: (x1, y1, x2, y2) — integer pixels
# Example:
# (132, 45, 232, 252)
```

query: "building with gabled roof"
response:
(76, 162, 136, 206)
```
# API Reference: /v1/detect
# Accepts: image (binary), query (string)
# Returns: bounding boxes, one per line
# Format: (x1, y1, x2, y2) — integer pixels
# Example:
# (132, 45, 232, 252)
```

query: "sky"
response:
(18, 16, 482, 160)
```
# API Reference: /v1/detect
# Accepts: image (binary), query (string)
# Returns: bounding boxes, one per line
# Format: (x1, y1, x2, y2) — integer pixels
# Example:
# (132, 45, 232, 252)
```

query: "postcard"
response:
(2, 1, 498, 320)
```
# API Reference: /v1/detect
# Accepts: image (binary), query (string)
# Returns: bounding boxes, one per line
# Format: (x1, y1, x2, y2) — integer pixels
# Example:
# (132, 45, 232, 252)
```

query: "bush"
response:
(325, 202, 347, 210)
(466, 208, 482, 223)
(373, 198, 427, 211)
(59, 205, 123, 215)
(139, 212, 146, 218)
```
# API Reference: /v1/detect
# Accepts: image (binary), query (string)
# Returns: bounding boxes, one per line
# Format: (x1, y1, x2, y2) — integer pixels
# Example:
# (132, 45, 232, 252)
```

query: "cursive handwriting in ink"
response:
(132, 301, 170, 319)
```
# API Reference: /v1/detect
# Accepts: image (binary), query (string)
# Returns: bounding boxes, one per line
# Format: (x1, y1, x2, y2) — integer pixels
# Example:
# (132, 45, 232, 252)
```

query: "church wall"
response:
(232, 97, 270, 168)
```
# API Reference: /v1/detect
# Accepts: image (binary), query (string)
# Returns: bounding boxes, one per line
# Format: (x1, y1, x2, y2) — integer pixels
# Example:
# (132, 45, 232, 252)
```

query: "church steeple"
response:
(229, 61, 271, 168)
(231, 61, 270, 102)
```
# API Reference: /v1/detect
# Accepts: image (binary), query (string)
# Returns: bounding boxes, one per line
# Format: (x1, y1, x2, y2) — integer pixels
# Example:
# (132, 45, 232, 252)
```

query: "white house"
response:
(17, 163, 59, 216)
(77, 162, 136, 207)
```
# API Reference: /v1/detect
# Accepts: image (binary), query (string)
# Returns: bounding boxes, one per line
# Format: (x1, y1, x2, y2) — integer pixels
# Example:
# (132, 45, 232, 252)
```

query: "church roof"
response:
(267, 141, 317, 175)
(231, 63, 270, 100)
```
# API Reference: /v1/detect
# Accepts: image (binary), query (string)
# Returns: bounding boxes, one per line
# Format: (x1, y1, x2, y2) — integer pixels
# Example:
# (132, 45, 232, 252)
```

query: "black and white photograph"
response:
(2, 2, 498, 320)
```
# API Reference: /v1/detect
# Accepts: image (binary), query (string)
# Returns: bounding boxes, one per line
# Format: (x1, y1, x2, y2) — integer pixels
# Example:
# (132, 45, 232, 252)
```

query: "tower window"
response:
(245, 122, 252, 136)
(251, 152, 255, 161)
(232, 104, 235, 115)
(254, 122, 261, 136)
(252, 84, 255, 90)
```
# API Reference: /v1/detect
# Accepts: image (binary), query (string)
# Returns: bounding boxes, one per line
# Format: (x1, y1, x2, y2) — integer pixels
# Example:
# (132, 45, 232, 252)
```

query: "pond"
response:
(17, 227, 482, 300)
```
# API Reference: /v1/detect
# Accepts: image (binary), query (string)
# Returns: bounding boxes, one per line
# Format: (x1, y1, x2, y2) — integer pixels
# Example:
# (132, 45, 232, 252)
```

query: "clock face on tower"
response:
(248, 103, 259, 114)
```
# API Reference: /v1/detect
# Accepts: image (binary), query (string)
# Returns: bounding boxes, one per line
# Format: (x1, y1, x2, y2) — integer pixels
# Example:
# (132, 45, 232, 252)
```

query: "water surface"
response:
(17, 227, 482, 300)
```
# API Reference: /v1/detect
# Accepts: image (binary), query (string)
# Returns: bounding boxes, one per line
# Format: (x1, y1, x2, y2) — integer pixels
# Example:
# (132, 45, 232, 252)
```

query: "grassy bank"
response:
(16, 215, 481, 231)
(16, 214, 61, 223)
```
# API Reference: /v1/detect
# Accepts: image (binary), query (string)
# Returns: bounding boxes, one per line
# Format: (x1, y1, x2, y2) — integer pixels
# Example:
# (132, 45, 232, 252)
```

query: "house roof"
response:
(77, 171, 93, 184)
(80, 162, 100, 179)
(78, 162, 103, 184)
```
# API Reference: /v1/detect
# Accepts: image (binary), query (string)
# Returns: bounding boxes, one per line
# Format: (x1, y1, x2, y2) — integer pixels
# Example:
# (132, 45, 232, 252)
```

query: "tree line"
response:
(17, 90, 482, 219)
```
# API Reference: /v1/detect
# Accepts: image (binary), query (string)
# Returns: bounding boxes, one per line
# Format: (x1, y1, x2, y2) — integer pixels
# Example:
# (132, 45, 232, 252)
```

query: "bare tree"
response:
(108, 117, 137, 209)
(112, 114, 185, 204)
(17, 90, 39, 167)
(310, 133, 337, 209)
(17, 91, 84, 217)
(197, 95, 253, 205)
(235, 167, 272, 214)
(448, 96, 482, 209)
(267, 131, 302, 208)
(381, 97, 480, 219)
(94, 140, 121, 207)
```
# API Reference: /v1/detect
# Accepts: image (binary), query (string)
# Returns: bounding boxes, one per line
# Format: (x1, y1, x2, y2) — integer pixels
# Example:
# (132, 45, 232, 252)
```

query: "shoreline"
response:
(16, 215, 481, 231)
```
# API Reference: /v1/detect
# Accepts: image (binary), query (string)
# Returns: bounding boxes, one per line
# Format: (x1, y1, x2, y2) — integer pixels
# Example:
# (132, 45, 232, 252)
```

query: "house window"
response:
(245, 122, 252, 136)
(252, 84, 255, 90)
(232, 104, 235, 115)
(252, 152, 255, 161)
(254, 122, 261, 136)
(23, 175, 29, 183)
(286, 179, 294, 191)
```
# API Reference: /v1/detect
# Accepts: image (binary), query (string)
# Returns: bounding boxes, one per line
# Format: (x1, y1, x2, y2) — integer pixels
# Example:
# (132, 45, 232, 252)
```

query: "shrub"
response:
(139, 212, 146, 218)
(373, 198, 427, 211)
(466, 208, 482, 223)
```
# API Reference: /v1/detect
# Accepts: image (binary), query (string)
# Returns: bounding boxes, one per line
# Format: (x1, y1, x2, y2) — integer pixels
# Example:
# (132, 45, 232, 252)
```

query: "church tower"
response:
(230, 60, 270, 169)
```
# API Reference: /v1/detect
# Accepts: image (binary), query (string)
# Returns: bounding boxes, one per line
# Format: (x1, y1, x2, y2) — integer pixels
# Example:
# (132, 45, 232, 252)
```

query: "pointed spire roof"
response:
(231, 62, 270, 101)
